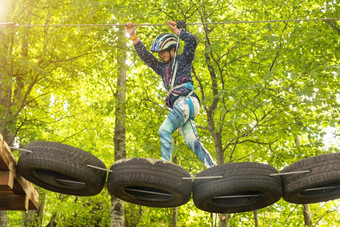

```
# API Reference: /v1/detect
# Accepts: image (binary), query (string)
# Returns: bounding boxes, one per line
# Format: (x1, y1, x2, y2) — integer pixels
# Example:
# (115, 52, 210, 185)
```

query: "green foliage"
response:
(1, 0, 339, 226)
(43, 190, 111, 226)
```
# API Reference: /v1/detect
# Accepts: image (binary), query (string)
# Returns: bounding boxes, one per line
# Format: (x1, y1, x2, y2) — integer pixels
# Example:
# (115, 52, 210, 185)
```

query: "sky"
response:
(324, 126, 339, 150)
(0, 1, 9, 21)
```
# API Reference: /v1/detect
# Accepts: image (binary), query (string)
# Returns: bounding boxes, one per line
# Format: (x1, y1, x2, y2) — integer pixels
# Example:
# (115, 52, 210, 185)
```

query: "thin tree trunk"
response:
(0, 211, 8, 227)
(172, 207, 178, 227)
(262, 210, 266, 227)
(110, 25, 127, 227)
(111, 196, 125, 227)
(172, 156, 178, 227)
(254, 210, 259, 227)
(218, 214, 228, 227)
(0, 26, 14, 145)
(0, 27, 12, 225)
(38, 192, 46, 225)
(47, 212, 57, 227)
(303, 204, 312, 226)
(201, 19, 228, 227)
(295, 138, 312, 226)
(23, 190, 46, 226)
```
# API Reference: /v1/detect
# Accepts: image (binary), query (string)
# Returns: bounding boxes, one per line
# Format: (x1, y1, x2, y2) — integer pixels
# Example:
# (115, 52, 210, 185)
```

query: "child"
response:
(125, 21, 216, 168)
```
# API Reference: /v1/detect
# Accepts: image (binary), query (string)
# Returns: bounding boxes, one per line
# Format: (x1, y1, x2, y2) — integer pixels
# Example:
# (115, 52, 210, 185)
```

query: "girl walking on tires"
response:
(125, 21, 216, 168)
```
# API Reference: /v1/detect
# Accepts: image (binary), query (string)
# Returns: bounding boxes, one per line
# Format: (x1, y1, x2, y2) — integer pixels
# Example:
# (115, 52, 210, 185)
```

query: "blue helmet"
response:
(151, 33, 178, 52)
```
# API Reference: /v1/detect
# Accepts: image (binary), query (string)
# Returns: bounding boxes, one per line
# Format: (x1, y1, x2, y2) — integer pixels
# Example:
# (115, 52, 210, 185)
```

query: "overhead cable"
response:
(0, 18, 339, 28)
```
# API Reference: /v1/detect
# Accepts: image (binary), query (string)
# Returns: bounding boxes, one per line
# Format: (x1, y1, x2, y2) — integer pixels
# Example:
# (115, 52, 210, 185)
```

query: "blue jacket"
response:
(134, 30, 199, 108)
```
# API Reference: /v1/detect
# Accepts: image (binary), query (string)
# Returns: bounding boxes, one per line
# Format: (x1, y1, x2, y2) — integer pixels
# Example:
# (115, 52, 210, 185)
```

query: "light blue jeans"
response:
(159, 96, 216, 168)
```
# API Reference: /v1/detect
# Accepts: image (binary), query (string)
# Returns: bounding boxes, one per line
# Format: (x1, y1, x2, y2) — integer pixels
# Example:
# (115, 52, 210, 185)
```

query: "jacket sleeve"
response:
(178, 30, 198, 64)
(134, 41, 164, 76)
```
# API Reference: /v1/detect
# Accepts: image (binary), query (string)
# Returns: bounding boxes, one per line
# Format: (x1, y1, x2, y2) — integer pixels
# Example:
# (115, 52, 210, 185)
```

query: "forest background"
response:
(0, 0, 339, 226)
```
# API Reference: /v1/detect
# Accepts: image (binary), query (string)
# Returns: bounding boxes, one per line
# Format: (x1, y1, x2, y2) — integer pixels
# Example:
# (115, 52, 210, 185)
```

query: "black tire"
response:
(17, 141, 107, 196)
(107, 158, 192, 207)
(281, 153, 340, 204)
(192, 162, 282, 213)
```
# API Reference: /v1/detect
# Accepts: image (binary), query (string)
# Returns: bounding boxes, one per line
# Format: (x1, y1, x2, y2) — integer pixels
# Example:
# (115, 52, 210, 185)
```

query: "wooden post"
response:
(0, 133, 39, 210)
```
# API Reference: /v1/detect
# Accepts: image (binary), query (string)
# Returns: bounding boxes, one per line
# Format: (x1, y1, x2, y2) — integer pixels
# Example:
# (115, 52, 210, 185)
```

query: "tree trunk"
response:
(0, 27, 14, 145)
(172, 207, 178, 227)
(110, 196, 125, 227)
(38, 192, 46, 225)
(262, 209, 266, 227)
(22, 190, 46, 226)
(0, 27, 13, 226)
(254, 210, 259, 227)
(172, 156, 178, 227)
(295, 138, 312, 226)
(0, 211, 8, 227)
(303, 204, 312, 226)
(211, 213, 215, 227)
(110, 25, 127, 227)
(218, 214, 228, 227)
(47, 212, 57, 227)
(201, 21, 228, 227)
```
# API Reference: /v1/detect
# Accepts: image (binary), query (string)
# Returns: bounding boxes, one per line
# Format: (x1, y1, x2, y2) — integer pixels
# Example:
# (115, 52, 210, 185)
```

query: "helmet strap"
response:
(168, 46, 176, 59)
(168, 49, 172, 59)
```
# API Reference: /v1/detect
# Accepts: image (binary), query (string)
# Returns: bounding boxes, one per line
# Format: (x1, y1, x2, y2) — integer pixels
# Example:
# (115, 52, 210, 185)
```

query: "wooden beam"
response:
(0, 137, 14, 171)
(16, 173, 39, 210)
(0, 134, 9, 170)
(0, 171, 14, 191)
(0, 133, 39, 210)
(0, 194, 29, 211)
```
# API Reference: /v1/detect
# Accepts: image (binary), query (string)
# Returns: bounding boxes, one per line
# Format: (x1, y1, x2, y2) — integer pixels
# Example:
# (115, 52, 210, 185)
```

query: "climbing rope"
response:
(1, 18, 339, 28)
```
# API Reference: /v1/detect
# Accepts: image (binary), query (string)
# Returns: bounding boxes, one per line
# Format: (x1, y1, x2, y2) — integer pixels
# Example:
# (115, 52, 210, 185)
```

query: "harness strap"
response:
(168, 82, 194, 95)
(170, 61, 178, 90)
(184, 97, 195, 120)
(167, 81, 183, 94)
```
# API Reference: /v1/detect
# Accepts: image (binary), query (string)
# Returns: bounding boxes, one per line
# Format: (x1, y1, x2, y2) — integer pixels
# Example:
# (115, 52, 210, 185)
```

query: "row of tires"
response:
(17, 141, 340, 213)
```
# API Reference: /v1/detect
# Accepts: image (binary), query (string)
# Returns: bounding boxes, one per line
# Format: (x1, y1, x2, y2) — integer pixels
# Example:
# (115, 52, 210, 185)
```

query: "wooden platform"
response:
(0, 134, 39, 210)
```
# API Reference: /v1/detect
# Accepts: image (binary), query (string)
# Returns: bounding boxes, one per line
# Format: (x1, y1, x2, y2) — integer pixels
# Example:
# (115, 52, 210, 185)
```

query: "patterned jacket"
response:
(134, 29, 199, 108)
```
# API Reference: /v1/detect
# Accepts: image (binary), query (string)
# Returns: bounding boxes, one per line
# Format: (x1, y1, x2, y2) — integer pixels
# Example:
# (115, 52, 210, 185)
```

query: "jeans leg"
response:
(159, 105, 186, 161)
(181, 119, 216, 168)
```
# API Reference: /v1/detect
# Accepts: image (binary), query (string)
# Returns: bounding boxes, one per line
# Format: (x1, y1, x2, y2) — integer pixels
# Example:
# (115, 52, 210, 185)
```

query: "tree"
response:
(1, 0, 339, 226)
(1, 0, 118, 225)
(111, 25, 127, 227)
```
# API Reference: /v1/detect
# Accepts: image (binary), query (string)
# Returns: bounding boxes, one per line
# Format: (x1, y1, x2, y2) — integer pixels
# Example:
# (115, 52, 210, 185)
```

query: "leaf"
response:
(264, 71, 274, 80)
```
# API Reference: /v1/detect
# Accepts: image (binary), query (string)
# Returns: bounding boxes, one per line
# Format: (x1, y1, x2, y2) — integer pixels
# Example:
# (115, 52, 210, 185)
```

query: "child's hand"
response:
(167, 20, 180, 35)
(125, 22, 136, 37)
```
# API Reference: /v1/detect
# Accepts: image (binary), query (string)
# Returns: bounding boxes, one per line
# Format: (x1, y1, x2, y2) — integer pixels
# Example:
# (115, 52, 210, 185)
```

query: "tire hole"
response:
(124, 186, 174, 201)
(211, 191, 264, 206)
(33, 169, 87, 190)
(300, 182, 340, 197)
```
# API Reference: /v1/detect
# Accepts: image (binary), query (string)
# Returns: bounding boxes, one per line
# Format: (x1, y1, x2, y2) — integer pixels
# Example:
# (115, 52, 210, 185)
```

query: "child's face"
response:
(158, 50, 171, 63)
(158, 48, 175, 63)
